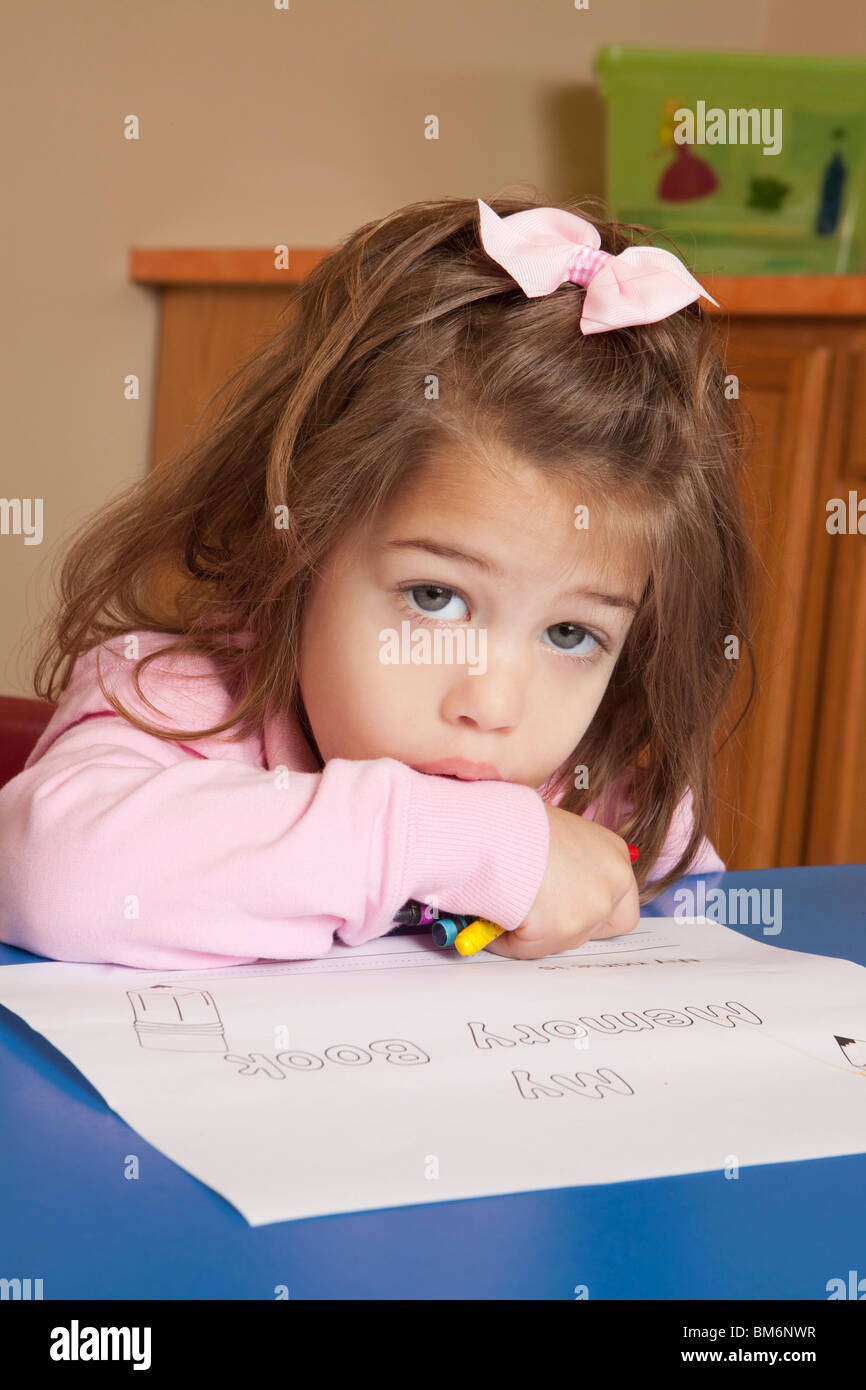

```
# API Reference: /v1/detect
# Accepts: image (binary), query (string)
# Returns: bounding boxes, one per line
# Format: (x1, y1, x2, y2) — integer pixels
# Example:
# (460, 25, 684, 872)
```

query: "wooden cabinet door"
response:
(151, 288, 290, 469)
(805, 336, 866, 864)
(710, 323, 833, 869)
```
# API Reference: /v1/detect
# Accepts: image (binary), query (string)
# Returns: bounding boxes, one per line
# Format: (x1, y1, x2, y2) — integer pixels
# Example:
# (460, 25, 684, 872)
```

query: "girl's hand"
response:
(485, 802, 639, 960)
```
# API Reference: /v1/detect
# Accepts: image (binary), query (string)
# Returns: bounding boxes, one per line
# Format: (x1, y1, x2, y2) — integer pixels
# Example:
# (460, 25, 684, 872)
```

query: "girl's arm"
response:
(0, 714, 550, 971)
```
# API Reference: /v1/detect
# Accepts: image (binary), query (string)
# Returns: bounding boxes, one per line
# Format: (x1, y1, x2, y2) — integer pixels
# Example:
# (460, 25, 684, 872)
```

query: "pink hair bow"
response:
(477, 198, 718, 335)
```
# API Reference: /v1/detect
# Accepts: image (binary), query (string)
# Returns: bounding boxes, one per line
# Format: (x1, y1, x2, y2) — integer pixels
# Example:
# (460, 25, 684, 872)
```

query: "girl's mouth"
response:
(410, 758, 503, 781)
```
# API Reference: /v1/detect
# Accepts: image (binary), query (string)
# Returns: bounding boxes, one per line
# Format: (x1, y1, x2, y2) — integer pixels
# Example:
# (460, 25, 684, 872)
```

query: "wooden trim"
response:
(129, 248, 329, 286)
(703, 277, 866, 317)
(128, 250, 866, 316)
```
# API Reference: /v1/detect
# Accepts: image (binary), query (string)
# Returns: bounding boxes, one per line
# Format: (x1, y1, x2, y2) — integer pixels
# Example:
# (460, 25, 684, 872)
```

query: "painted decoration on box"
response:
(655, 96, 719, 203)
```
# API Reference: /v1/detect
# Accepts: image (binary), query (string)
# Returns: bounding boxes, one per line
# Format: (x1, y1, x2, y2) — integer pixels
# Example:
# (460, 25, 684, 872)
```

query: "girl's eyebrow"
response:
(382, 537, 640, 612)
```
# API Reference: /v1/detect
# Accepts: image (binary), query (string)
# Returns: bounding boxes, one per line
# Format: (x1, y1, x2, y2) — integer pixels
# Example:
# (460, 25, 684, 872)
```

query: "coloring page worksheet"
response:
(0, 917, 864, 1226)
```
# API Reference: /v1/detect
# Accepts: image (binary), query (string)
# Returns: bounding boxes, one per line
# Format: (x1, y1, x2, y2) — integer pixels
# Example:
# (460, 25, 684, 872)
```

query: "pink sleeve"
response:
(0, 716, 550, 971)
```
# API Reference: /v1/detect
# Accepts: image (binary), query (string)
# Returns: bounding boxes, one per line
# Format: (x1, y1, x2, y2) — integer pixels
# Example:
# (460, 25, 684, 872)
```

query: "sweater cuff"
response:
(400, 771, 550, 930)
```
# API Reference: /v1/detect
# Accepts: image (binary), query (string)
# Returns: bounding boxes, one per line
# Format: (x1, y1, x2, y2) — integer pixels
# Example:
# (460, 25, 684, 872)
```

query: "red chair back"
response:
(0, 696, 56, 788)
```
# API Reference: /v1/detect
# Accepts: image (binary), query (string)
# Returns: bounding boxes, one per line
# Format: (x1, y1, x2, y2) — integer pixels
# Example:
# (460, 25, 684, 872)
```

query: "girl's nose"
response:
(438, 666, 525, 734)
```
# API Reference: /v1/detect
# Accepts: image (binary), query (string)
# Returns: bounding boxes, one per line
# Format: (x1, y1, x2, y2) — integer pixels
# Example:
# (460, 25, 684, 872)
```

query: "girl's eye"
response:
(542, 622, 603, 660)
(401, 584, 469, 621)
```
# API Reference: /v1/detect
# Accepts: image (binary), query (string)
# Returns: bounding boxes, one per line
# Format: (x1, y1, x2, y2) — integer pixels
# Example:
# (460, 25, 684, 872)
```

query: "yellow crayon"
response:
(453, 917, 505, 956)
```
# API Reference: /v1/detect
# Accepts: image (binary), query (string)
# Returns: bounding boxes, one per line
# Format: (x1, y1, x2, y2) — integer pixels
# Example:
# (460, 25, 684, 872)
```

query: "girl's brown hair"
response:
(32, 191, 761, 903)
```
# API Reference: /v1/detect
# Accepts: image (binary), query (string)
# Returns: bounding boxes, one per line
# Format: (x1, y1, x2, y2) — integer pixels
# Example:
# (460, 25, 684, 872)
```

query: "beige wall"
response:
(3, 0, 863, 695)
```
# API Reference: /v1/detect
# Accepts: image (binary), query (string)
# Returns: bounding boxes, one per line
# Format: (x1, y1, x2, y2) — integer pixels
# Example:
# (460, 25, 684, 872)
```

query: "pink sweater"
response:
(0, 632, 724, 969)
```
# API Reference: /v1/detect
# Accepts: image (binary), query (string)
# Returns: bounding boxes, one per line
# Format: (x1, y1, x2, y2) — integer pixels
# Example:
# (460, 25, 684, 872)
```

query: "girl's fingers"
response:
(590, 879, 641, 939)
(483, 928, 549, 961)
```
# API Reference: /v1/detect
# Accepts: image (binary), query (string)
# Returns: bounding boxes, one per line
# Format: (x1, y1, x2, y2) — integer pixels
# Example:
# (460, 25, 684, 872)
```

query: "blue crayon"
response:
(431, 915, 472, 947)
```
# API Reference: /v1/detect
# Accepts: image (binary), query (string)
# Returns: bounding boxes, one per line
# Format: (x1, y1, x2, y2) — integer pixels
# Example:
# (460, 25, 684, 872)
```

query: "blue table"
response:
(1, 865, 864, 1300)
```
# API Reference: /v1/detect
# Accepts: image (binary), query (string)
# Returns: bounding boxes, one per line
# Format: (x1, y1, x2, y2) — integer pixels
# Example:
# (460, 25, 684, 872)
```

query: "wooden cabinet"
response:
(801, 331, 866, 864)
(131, 251, 866, 869)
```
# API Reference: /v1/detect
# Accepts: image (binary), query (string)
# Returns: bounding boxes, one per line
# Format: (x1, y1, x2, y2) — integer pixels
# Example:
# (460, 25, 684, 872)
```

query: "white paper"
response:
(1, 918, 865, 1226)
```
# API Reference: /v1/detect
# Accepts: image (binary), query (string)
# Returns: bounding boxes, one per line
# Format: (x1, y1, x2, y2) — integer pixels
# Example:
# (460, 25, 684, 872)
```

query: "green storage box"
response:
(594, 46, 866, 274)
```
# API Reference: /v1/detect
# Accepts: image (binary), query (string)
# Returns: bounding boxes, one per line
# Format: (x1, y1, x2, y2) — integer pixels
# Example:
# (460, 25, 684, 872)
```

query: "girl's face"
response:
(297, 448, 648, 790)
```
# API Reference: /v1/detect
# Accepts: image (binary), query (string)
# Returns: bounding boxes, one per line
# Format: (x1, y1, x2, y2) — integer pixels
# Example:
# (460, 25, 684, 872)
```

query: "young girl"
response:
(0, 193, 759, 970)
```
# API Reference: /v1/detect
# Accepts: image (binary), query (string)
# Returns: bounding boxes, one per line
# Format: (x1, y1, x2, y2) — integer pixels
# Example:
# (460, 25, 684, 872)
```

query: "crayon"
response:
(431, 915, 473, 947)
(454, 918, 505, 956)
(391, 898, 440, 927)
